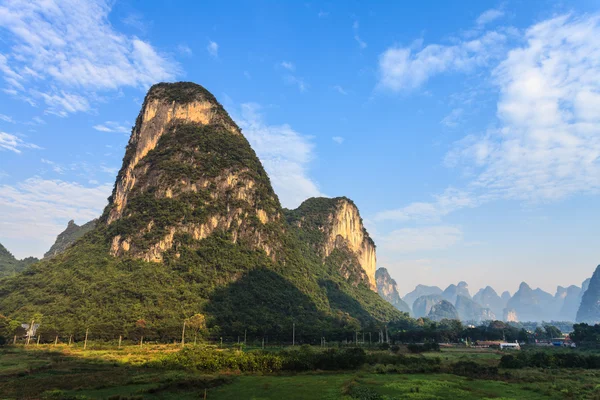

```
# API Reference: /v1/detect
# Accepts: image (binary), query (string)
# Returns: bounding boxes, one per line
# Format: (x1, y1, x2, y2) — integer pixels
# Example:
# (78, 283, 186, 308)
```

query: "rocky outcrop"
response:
(44, 219, 97, 259)
(413, 294, 444, 318)
(103, 82, 282, 263)
(442, 281, 471, 304)
(285, 197, 377, 291)
(473, 286, 505, 319)
(576, 265, 600, 324)
(427, 300, 459, 321)
(375, 268, 410, 314)
(403, 285, 443, 309)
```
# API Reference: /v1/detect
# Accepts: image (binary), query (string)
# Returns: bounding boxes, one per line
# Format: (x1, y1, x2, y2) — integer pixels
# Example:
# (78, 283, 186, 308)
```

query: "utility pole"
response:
(181, 321, 186, 347)
(292, 322, 295, 346)
(118, 335, 122, 349)
(26, 319, 34, 345)
(84, 328, 89, 350)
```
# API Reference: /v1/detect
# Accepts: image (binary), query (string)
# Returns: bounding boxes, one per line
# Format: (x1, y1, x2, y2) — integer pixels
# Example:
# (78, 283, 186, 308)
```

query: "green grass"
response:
(2, 345, 600, 399)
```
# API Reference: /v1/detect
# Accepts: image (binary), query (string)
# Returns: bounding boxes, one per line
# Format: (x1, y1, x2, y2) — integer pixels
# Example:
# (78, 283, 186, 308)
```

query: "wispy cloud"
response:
(284, 75, 308, 92)
(0, 0, 179, 115)
(476, 8, 505, 27)
(280, 61, 295, 71)
(353, 20, 367, 49)
(333, 85, 348, 95)
(177, 44, 193, 56)
(379, 226, 464, 254)
(332, 136, 345, 144)
(0, 132, 40, 153)
(377, 30, 506, 92)
(0, 114, 14, 123)
(0, 177, 111, 258)
(93, 121, 130, 133)
(318, 11, 329, 18)
(236, 103, 322, 208)
(207, 40, 219, 58)
(440, 108, 464, 127)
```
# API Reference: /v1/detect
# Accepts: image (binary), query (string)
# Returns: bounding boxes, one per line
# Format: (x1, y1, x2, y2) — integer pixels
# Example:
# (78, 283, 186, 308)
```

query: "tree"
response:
(544, 325, 562, 339)
(186, 314, 207, 345)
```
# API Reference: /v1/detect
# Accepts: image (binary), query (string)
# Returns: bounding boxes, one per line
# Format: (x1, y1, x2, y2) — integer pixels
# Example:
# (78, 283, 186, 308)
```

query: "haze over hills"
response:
(375, 268, 598, 323)
(0, 82, 402, 340)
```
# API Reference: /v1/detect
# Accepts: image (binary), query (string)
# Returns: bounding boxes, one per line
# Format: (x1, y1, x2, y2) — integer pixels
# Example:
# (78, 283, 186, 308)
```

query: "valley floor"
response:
(1, 345, 599, 399)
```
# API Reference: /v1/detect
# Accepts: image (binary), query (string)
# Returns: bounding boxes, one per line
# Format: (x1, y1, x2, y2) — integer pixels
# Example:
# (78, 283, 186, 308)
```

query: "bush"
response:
(451, 361, 498, 378)
(407, 342, 440, 353)
(500, 351, 600, 369)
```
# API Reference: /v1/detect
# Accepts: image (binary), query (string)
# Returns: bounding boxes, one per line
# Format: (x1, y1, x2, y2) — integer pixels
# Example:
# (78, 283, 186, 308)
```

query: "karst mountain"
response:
(0, 82, 402, 341)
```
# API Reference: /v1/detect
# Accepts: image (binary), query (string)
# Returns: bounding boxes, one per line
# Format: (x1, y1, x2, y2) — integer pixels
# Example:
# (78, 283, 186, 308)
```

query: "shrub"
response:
(407, 342, 440, 353)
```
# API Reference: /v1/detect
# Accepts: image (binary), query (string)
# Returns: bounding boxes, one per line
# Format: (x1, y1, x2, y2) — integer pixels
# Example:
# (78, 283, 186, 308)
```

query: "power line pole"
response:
(84, 328, 89, 350)
(181, 321, 186, 347)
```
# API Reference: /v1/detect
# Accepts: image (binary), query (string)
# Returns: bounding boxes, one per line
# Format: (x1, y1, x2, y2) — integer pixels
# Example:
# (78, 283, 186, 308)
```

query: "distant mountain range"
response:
(376, 266, 600, 323)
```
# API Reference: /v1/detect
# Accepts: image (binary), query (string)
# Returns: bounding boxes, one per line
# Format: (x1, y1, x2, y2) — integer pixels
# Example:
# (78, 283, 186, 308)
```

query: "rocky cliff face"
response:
(555, 285, 581, 321)
(285, 197, 377, 291)
(576, 265, 600, 324)
(403, 284, 443, 309)
(103, 82, 282, 263)
(44, 219, 97, 259)
(375, 268, 410, 313)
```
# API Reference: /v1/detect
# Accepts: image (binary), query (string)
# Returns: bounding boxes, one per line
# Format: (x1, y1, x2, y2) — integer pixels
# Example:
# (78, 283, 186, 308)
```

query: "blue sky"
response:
(0, 0, 599, 296)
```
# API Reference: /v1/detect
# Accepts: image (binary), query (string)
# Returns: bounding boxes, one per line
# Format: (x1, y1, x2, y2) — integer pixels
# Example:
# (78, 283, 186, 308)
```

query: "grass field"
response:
(1, 344, 600, 399)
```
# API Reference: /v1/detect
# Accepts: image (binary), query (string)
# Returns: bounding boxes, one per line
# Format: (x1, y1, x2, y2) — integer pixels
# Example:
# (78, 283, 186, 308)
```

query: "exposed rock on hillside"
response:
(285, 197, 377, 290)
(555, 285, 581, 321)
(375, 268, 410, 314)
(44, 219, 97, 259)
(403, 285, 443, 309)
(0, 82, 401, 339)
(576, 265, 600, 324)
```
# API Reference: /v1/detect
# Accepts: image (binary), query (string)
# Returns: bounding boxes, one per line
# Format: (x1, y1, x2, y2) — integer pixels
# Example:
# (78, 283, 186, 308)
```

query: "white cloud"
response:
(177, 44, 193, 56)
(476, 8, 505, 27)
(379, 226, 463, 254)
(375, 188, 476, 222)
(318, 11, 329, 18)
(0, 131, 40, 153)
(0, 114, 14, 123)
(452, 14, 600, 201)
(332, 136, 345, 144)
(93, 121, 130, 133)
(0, 177, 111, 258)
(0, 0, 179, 115)
(353, 20, 367, 49)
(236, 103, 322, 208)
(377, 31, 506, 92)
(100, 165, 118, 175)
(333, 85, 348, 95)
(41, 158, 65, 174)
(284, 75, 308, 92)
(280, 61, 295, 71)
(440, 108, 464, 127)
(207, 41, 219, 58)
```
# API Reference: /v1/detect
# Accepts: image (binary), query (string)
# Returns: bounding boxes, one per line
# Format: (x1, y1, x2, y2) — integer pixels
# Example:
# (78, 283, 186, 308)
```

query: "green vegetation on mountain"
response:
(0, 243, 38, 279)
(0, 82, 402, 342)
